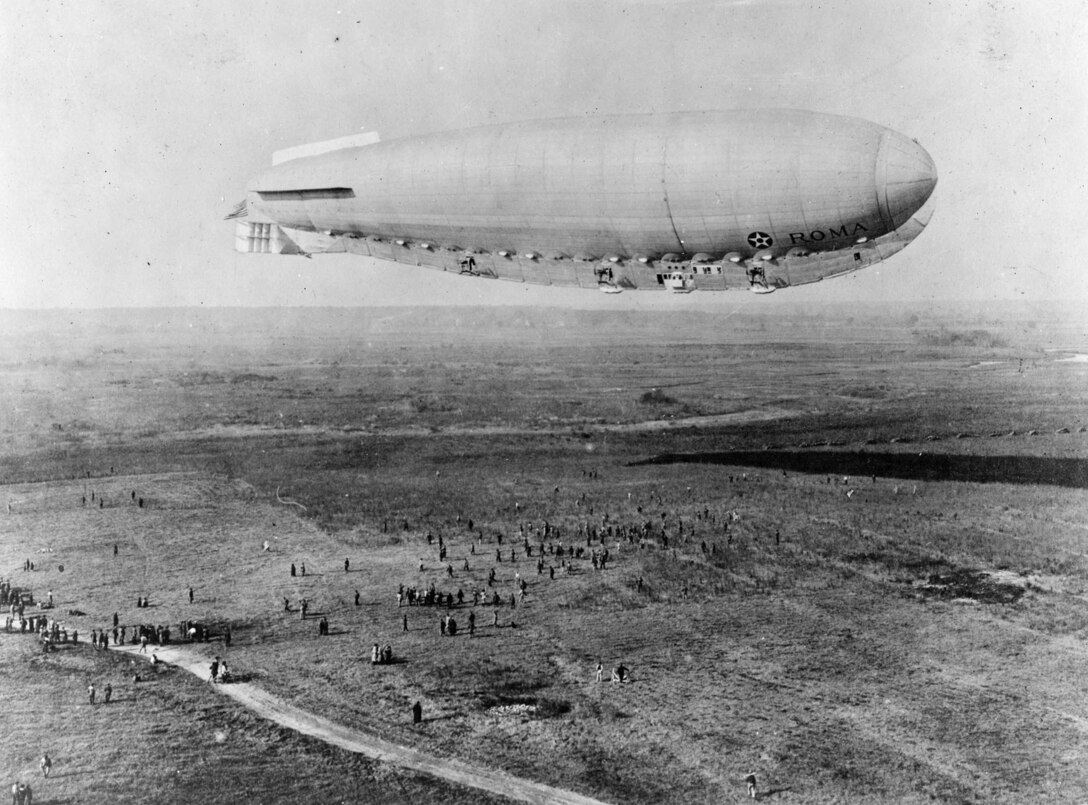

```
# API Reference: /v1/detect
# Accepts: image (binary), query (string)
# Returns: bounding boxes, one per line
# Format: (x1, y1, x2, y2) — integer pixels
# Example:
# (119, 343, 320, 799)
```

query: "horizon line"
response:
(0, 298, 1079, 314)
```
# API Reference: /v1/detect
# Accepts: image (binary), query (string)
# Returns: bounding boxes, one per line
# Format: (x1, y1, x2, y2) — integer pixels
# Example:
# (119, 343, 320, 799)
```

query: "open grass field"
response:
(1, 303, 1086, 803)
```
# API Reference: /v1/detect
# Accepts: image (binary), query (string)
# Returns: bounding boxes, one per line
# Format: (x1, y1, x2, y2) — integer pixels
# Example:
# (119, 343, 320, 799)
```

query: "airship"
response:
(229, 110, 936, 294)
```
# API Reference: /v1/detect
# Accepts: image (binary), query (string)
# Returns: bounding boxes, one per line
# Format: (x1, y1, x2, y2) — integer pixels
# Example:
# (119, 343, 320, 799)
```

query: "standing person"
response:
(290, 563, 296, 577)
(746, 772, 757, 799)
(87, 683, 96, 705)
(595, 661, 603, 682)
(344, 558, 350, 572)
(188, 587, 194, 604)
(39, 754, 51, 777)
(209, 658, 220, 683)
(223, 627, 231, 648)
(354, 590, 360, 606)
(412, 701, 422, 724)
(402, 613, 408, 632)
(104, 683, 112, 704)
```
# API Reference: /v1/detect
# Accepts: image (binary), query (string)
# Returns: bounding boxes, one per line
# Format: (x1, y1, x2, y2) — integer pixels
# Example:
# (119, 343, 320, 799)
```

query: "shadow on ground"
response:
(631, 451, 1088, 488)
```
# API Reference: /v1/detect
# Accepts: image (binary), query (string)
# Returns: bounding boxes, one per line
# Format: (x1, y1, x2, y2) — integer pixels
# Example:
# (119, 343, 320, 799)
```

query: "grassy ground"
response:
(1, 305, 1086, 803)
(0, 628, 508, 805)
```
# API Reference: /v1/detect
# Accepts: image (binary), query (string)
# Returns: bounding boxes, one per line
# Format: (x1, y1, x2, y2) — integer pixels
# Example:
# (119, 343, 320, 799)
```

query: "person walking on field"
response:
(39, 754, 51, 777)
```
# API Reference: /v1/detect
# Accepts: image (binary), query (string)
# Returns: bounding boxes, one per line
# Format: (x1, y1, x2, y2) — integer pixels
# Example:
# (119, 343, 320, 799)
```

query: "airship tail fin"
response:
(272, 132, 381, 165)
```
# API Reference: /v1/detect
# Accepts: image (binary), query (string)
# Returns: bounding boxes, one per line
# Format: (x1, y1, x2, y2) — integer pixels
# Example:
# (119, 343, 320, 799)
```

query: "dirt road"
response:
(115, 644, 609, 805)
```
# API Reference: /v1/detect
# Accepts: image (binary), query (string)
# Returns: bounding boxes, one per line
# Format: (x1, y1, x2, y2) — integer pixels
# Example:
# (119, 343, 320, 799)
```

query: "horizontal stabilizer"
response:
(234, 222, 349, 256)
(224, 199, 248, 220)
(235, 221, 304, 255)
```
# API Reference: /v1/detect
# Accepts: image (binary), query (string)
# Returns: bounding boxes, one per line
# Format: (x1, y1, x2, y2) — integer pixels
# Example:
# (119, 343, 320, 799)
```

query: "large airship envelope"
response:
(231, 110, 936, 294)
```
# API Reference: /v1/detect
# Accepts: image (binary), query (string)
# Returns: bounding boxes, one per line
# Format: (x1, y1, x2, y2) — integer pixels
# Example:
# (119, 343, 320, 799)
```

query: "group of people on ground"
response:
(208, 656, 232, 683)
(594, 661, 631, 684)
(86, 682, 113, 704)
(9, 781, 32, 804)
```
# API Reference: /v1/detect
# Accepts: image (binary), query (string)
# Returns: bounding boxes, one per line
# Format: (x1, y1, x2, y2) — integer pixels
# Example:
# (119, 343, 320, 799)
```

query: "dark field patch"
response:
(634, 450, 1088, 488)
(918, 569, 1027, 604)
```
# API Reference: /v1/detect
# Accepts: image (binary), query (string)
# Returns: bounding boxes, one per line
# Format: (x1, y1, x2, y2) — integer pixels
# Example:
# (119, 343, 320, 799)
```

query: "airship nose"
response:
(877, 130, 937, 230)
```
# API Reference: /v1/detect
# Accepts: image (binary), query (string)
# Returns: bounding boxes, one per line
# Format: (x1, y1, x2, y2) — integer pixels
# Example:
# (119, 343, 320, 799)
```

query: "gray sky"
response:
(2, 0, 1085, 309)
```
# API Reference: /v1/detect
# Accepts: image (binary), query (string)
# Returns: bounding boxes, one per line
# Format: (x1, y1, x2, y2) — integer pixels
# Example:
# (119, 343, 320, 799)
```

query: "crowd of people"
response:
(353, 482, 789, 699)
(267, 504, 646, 708)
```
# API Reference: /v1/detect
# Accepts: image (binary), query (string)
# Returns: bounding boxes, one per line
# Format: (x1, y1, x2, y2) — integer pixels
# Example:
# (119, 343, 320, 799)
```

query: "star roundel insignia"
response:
(747, 231, 773, 249)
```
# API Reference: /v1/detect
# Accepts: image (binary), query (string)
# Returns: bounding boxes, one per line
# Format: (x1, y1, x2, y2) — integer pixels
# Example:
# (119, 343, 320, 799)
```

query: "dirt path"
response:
(115, 644, 609, 805)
